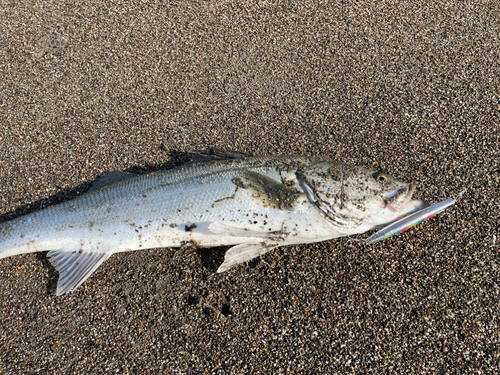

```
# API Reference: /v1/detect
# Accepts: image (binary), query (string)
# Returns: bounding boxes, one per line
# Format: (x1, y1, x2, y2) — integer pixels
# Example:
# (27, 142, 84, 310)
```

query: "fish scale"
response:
(0, 152, 425, 295)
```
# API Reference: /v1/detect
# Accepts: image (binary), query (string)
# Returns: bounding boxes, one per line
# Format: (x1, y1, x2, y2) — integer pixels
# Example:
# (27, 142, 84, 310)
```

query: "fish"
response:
(364, 198, 455, 245)
(0, 151, 426, 295)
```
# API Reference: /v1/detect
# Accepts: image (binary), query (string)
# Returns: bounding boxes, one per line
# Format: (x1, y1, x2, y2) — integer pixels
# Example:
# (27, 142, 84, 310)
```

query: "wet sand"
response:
(0, 1, 499, 373)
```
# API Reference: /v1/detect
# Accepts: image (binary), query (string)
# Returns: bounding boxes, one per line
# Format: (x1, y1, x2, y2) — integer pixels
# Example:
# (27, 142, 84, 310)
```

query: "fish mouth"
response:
(384, 183, 417, 212)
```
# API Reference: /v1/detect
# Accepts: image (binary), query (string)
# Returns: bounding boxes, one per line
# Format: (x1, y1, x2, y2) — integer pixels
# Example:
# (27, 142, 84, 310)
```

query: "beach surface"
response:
(0, 1, 499, 373)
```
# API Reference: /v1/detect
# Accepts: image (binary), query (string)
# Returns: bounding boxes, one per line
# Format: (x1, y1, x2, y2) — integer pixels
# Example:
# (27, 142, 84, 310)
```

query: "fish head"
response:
(297, 162, 427, 233)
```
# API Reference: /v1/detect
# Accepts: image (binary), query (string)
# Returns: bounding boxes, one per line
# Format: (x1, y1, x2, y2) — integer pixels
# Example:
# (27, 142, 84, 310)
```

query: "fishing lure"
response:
(364, 198, 455, 245)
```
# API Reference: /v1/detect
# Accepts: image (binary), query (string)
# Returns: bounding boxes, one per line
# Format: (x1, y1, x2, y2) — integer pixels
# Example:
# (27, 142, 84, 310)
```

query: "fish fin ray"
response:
(47, 250, 112, 296)
(190, 149, 254, 162)
(174, 149, 255, 168)
(217, 242, 278, 273)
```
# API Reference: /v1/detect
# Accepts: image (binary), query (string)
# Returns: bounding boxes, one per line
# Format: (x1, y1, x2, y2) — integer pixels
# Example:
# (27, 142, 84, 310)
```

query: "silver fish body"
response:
(0, 153, 424, 295)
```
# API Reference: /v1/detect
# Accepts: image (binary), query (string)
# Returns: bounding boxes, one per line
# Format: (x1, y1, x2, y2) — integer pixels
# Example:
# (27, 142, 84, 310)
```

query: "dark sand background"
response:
(1, 1, 499, 373)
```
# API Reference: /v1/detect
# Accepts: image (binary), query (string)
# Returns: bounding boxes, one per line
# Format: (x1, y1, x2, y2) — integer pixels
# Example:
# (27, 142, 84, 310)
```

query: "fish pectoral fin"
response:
(217, 242, 278, 273)
(47, 250, 113, 296)
(239, 171, 302, 211)
(208, 222, 271, 238)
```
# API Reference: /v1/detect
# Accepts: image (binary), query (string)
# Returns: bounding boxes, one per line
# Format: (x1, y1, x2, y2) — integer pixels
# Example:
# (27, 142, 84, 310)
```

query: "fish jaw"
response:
(367, 198, 429, 230)
(394, 198, 429, 218)
(383, 183, 417, 212)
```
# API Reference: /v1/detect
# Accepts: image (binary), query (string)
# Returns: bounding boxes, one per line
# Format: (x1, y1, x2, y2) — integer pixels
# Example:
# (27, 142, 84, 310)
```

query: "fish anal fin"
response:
(47, 250, 113, 296)
(217, 242, 278, 273)
(88, 171, 137, 192)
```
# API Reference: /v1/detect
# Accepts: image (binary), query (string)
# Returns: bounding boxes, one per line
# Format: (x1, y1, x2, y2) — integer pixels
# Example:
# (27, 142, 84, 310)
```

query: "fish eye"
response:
(373, 172, 389, 184)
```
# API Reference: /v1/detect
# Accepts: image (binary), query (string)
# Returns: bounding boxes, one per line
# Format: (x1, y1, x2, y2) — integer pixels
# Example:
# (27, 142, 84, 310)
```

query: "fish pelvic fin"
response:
(47, 250, 113, 296)
(217, 242, 278, 273)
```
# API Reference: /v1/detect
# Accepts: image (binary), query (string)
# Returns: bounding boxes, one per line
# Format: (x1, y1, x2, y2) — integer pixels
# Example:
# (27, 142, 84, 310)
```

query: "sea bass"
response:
(0, 151, 425, 295)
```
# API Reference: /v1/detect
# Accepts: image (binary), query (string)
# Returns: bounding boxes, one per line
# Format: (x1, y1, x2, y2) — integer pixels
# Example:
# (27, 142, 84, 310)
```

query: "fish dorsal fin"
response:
(217, 242, 278, 273)
(88, 171, 137, 192)
(168, 149, 254, 170)
(190, 149, 254, 163)
(47, 250, 112, 295)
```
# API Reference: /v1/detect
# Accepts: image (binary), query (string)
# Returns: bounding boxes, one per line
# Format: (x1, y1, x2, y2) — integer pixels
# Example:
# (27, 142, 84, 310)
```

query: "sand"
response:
(0, 0, 499, 373)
